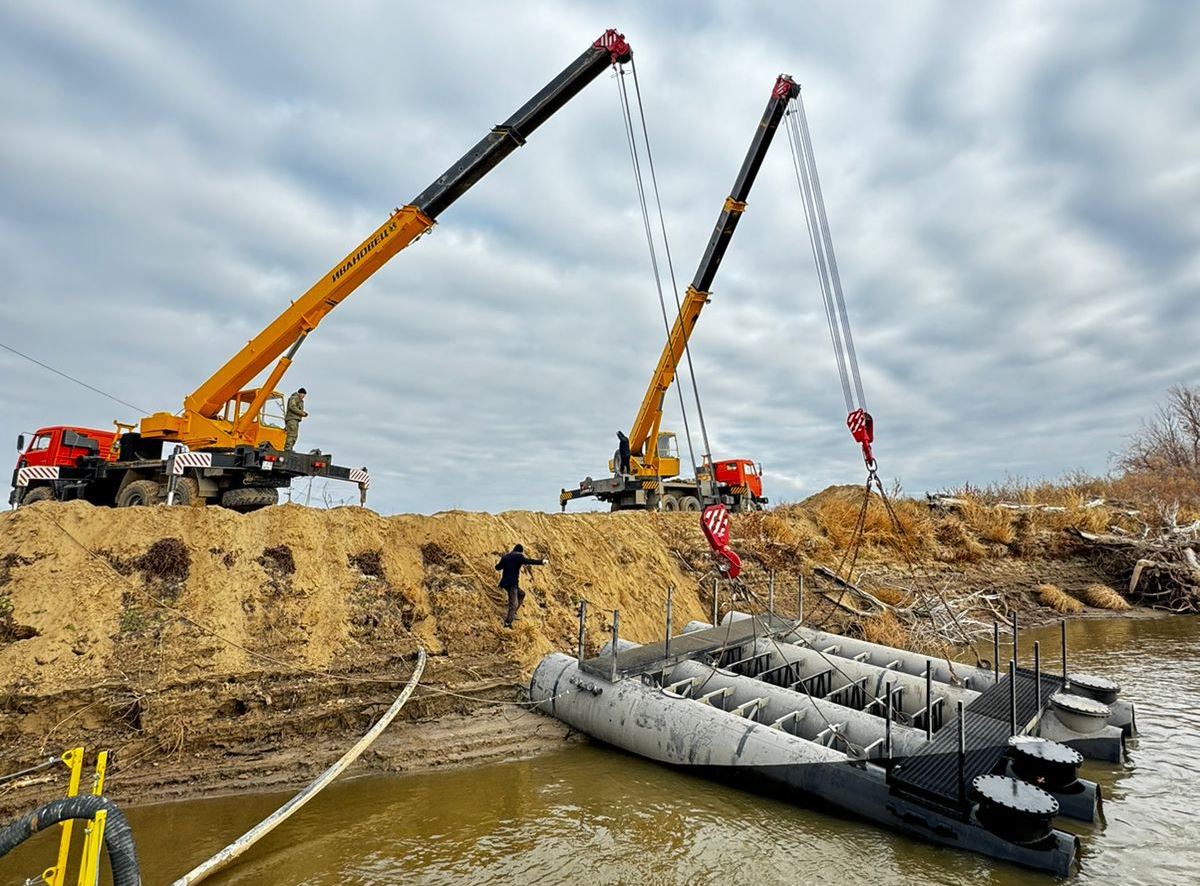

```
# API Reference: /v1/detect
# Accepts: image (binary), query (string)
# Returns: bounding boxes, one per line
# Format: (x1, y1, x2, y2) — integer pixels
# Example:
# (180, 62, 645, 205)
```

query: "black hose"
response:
(0, 795, 141, 886)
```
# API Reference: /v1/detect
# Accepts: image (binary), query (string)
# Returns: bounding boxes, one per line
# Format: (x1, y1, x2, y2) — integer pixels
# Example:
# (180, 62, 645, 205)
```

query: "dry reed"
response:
(1035, 583, 1084, 614)
(1078, 583, 1132, 611)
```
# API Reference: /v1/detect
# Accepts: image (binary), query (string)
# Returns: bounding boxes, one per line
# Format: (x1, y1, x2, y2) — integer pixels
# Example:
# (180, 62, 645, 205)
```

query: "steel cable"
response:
(629, 59, 713, 478)
(795, 94, 866, 410)
(785, 111, 854, 412)
(615, 68, 700, 487)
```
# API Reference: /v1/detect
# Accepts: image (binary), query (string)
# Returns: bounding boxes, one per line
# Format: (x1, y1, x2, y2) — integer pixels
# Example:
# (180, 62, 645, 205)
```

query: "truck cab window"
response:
(29, 434, 50, 452)
(261, 394, 285, 430)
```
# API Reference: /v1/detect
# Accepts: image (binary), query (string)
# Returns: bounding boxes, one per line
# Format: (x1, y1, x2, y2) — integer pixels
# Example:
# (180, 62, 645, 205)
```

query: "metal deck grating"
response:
(579, 615, 795, 680)
(888, 667, 1064, 811)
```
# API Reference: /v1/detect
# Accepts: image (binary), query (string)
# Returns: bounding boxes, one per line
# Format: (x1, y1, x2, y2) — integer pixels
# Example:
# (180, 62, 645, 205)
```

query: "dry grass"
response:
(959, 500, 1017, 545)
(857, 610, 909, 648)
(1078, 582, 1132, 611)
(869, 586, 908, 606)
(934, 519, 987, 562)
(1035, 583, 1084, 614)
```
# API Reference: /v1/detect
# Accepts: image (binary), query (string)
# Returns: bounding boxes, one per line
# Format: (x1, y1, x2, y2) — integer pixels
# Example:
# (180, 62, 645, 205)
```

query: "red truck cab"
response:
(16, 426, 118, 471)
(713, 458, 765, 500)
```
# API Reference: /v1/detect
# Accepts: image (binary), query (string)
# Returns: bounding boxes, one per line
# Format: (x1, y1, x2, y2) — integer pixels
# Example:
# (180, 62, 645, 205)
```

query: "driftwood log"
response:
(1070, 526, 1200, 613)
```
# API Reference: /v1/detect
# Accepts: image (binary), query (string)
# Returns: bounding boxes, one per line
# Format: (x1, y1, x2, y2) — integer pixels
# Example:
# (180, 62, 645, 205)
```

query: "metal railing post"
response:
(611, 610, 620, 683)
(577, 599, 587, 663)
(798, 574, 805, 623)
(1034, 640, 1042, 712)
(925, 659, 934, 741)
(665, 586, 673, 658)
(957, 701, 966, 809)
(885, 683, 893, 760)
(1061, 619, 1068, 686)
(712, 577, 719, 626)
(1011, 611, 1019, 668)
(992, 621, 1000, 683)
(1008, 659, 1017, 736)
(768, 571, 775, 620)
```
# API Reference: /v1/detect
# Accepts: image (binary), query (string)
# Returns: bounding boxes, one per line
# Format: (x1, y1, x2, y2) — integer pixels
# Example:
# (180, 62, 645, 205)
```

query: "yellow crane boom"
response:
(139, 30, 633, 451)
(628, 76, 800, 474)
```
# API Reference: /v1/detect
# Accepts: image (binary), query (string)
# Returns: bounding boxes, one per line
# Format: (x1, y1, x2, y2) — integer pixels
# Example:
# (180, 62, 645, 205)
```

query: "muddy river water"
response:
(6, 616, 1200, 885)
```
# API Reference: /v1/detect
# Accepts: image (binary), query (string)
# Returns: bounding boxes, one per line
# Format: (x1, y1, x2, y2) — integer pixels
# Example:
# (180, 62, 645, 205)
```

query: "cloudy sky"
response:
(2, 1, 1197, 514)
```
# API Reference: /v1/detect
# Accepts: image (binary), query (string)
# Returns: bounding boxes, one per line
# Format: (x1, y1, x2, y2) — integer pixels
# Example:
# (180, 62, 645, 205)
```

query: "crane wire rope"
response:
(795, 93, 866, 410)
(787, 98, 866, 412)
(786, 102, 981, 655)
(783, 111, 854, 413)
(0, 340, 150, 416)
(614, 66, 700, 490)
(628, 58, 714, 476)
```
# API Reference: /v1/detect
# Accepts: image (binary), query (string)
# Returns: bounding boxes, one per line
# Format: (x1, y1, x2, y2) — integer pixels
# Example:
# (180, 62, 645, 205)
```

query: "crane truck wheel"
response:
(116, 479, 161, 508)
(679, 495, 702, 512)
(221, 487, 279, 512)
(660, 495, 680, 511)
(19, 486, 55, 506)
(168, 477, 201, 507)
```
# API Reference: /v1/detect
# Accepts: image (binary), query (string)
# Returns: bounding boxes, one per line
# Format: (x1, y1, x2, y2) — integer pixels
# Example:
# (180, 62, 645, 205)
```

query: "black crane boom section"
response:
(691, 75, 799, 294)
(413, 30, 632, 220)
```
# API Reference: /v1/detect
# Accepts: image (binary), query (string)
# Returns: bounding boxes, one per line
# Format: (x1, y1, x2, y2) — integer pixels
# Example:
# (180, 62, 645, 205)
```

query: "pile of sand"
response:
(0, 486, 1131, 698)
(0, 502, 724, 696)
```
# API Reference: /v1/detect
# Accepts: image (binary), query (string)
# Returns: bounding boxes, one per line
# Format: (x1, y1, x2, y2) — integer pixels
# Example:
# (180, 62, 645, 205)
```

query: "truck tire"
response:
(660, 495, 679, 511)
(116, 479, 160, 507)
(221, 487, 278, 512)
(679, 495, 702, 512)
(20, 486, 55, 506)
(167, 476, 201, 506)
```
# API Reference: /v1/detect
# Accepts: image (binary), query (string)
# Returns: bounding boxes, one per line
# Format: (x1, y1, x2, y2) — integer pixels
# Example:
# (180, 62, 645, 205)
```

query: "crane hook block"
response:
(773, 75, 800, 100)
(594, 29, 632, 64)
(847, 408, 875, 469)
(701, 503, 743, 580)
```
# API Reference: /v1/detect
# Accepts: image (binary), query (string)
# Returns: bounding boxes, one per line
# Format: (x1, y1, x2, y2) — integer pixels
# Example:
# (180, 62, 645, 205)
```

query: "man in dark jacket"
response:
(495, 543, 547, 628)
(615, 430, 631, 476)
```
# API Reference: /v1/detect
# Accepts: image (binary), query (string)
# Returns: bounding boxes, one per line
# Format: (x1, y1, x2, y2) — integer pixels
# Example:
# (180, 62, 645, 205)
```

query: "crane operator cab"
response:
(216, 388, 288, 450)
(654, 431, 681, 477)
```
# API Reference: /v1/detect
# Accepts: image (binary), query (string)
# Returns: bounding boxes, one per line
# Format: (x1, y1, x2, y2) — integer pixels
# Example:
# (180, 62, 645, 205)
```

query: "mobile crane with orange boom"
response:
(11, 31, 634, 511)
(560, 74, 799, 512)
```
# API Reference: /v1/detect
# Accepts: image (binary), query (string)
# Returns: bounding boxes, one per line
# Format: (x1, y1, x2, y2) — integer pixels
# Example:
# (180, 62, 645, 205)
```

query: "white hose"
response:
(170, 648, 427, 886)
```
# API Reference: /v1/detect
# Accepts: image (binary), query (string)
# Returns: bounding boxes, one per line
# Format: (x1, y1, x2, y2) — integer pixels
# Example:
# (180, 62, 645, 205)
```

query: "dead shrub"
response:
(857, 610, 908, 648)
(257, 545, 295, 576)
(1078, 583, 1131, 611)
(1035, 583, 1083, 614)
(869, 586, 907, 606)
(349, 550, 384, 578)
(137, 538, 190, 583)
(934, 519, 986, 562)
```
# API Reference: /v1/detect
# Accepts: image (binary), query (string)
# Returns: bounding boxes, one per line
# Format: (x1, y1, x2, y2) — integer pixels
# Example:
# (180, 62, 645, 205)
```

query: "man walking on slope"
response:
(495, 543, 547, 628)
(284, 387, 308, 451)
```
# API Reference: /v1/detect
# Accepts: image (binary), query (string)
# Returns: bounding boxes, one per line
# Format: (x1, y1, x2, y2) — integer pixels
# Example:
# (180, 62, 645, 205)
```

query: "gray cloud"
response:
(2, 0, 1197, 514)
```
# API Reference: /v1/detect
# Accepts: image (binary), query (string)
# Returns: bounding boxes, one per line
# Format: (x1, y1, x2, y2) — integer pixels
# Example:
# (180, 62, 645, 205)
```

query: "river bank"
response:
(0, 489, 1163, 819)
(3, 614, 1194, 886)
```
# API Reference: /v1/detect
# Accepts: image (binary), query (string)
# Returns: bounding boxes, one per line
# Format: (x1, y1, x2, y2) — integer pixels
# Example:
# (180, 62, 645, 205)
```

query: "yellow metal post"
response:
(89, 751, 107, 796)
(75, 810, 107, 886)
(74, 750, 109, 886)
(42, 747, 84, 886)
